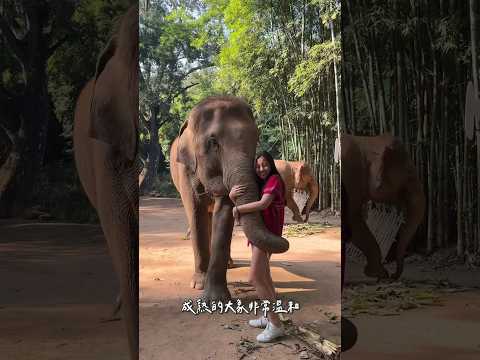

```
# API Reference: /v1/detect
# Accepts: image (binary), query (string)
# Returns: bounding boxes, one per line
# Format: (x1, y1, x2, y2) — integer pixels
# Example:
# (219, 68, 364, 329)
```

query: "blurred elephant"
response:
(170, 96, 289, 300)
(274, 160, 319, 223)
(73, 5, 139, 359)
(341, 133, 425, 280)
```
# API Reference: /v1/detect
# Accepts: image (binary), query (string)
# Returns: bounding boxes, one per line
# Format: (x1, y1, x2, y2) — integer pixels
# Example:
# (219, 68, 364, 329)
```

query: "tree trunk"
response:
(140, 105, 160, 193)
(471, 0, 480, 252)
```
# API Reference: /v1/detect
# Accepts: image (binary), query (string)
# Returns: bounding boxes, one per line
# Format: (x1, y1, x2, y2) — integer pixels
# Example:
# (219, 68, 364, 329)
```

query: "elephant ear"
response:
(88, 27, 138, 163)
(176, 126, 197, 173)
(94, 35, 117, 81)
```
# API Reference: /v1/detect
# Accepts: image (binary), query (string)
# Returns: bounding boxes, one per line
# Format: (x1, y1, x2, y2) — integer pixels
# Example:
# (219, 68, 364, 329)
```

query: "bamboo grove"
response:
(342, 0, 480, 260)
(220, 0, 343, 211)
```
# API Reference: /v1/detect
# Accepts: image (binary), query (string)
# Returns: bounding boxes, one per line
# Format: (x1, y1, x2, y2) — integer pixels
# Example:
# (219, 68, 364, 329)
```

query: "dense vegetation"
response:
(139, 0, 341, 211)
(343, 0, 480, 260)
(0, 0, 132, 220)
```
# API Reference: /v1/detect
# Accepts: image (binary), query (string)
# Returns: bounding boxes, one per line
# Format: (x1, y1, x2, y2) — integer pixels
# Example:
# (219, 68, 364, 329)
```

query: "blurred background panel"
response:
(0, 1, 134, 359)
(341, 0, 480, 358)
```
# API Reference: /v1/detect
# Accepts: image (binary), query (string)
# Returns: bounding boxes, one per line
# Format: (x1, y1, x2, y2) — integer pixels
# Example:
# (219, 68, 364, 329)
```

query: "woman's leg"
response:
(250, 245, 281, 327)
(265, 253, 277, 300)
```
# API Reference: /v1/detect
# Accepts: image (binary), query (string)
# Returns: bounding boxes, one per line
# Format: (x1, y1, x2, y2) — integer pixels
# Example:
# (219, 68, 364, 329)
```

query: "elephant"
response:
(73, 5, 139, 359)
(340, 133, 425, 280)
(274, 160, 319, 223)
(184, 204, 235, 269)
(169, 96, 289, 300)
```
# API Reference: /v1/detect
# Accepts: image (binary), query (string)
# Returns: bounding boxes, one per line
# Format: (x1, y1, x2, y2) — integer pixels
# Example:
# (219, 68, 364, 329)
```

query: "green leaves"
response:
(289, 41, 340, 97)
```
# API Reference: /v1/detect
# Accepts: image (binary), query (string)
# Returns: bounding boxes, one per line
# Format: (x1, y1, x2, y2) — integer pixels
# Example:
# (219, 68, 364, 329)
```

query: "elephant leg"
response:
(100, 293, 122, 322)
(286, 191, 303, 223)
(189, 202, 211, 290)
(207, 208, 234, 268)
(203, 197, 234, 301)
(179, 175, 210, 290)
(350, 217, 389, 279)
(107, 224, 138, 360)
(92, 144, 138, 360)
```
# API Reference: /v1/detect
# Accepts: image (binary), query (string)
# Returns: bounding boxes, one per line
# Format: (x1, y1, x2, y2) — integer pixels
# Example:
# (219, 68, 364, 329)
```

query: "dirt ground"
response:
(342, 252, 480, 359)
(139, 197, 341, 360)
(0, 220, 129, 360)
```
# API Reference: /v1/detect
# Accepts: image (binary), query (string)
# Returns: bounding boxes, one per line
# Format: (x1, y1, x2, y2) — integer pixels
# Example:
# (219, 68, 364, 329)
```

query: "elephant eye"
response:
(207, 137, 219, 150)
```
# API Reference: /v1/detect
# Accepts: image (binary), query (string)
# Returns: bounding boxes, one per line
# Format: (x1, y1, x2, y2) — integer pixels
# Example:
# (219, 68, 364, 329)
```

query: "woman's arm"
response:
(236, 193, 274, 214)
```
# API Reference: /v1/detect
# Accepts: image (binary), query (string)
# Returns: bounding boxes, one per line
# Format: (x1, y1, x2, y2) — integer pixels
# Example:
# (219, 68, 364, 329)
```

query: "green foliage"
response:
(48, 0, 131, 145)
(142, 0, 340, 209)
(289, 41, 340, 97)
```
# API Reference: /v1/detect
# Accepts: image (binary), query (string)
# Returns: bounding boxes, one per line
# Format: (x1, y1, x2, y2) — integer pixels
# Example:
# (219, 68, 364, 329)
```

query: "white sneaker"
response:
(248, 316, 268, 328)
(256, 321, 285, 342)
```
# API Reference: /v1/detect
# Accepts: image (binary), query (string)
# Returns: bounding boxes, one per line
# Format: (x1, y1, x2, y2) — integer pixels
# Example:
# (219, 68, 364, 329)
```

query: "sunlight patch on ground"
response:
(227, 265, 315, 283)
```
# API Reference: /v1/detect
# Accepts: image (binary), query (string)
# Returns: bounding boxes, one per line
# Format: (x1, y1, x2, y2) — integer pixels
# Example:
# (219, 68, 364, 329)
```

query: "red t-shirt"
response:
(246, 174, 285, 247)
(261, 174, 285, 236)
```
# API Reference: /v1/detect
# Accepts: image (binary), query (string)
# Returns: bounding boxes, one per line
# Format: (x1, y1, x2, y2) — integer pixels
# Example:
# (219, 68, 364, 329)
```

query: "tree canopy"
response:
(141, 0, 341, 210)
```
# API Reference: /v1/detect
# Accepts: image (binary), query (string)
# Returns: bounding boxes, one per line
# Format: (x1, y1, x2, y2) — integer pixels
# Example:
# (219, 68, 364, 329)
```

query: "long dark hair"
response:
(255, 151, 284, 196)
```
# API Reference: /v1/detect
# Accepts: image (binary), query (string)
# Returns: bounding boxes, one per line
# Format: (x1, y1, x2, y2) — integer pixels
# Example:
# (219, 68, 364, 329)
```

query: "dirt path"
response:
(342, 291, 480, 359)
(0, 220, 129, 360)
(343, 254, 480, 358)
(139, 197, 341, 360)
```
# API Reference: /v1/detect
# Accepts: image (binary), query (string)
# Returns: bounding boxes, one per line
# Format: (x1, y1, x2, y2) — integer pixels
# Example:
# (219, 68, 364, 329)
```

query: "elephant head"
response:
(294, 163, 310, 188)
(369, 136, 425, 279)
(176, 96, 289, 253)
(295, 163, 319, 218)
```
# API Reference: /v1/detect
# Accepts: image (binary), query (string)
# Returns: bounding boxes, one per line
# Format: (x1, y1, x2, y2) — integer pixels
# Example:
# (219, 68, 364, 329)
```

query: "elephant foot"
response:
(202, 283, 231, 303)
(100, 294, 122, 323)
(364, 264, 389, 279)
(227, 257, 235, 269)
(190, 272, 207, 290)
(293, 214, 304, 223)
(100, 313, 122, 323)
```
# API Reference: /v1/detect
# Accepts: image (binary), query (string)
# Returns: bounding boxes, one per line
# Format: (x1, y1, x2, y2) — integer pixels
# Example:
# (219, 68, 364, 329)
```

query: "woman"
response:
(229, 151, 286, 342)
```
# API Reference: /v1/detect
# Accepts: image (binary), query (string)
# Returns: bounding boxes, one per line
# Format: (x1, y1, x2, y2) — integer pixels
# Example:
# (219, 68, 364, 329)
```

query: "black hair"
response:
(254, 151, 285, 197)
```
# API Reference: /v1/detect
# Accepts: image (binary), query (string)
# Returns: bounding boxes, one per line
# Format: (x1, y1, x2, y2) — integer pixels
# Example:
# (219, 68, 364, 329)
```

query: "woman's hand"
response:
(229, 184, 247, 202)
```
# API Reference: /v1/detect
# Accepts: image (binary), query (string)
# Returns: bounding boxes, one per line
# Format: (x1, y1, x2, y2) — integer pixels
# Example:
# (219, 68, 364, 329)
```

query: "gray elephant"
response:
(73, 5, 139, 359)
(170, 96, 289, 300)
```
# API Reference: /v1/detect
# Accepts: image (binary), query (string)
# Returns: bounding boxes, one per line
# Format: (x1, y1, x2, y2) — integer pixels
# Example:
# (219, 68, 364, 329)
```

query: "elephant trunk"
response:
(224, 156, 289, 254)
(392, 184, 425, 279)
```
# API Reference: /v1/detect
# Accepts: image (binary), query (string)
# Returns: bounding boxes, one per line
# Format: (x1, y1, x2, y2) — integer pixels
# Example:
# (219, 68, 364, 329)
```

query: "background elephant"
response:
(341, 133, 425, 280)
(73, 5, 139, 359)
(274, 160, 319, 223)
(169, 96, 289, 300)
